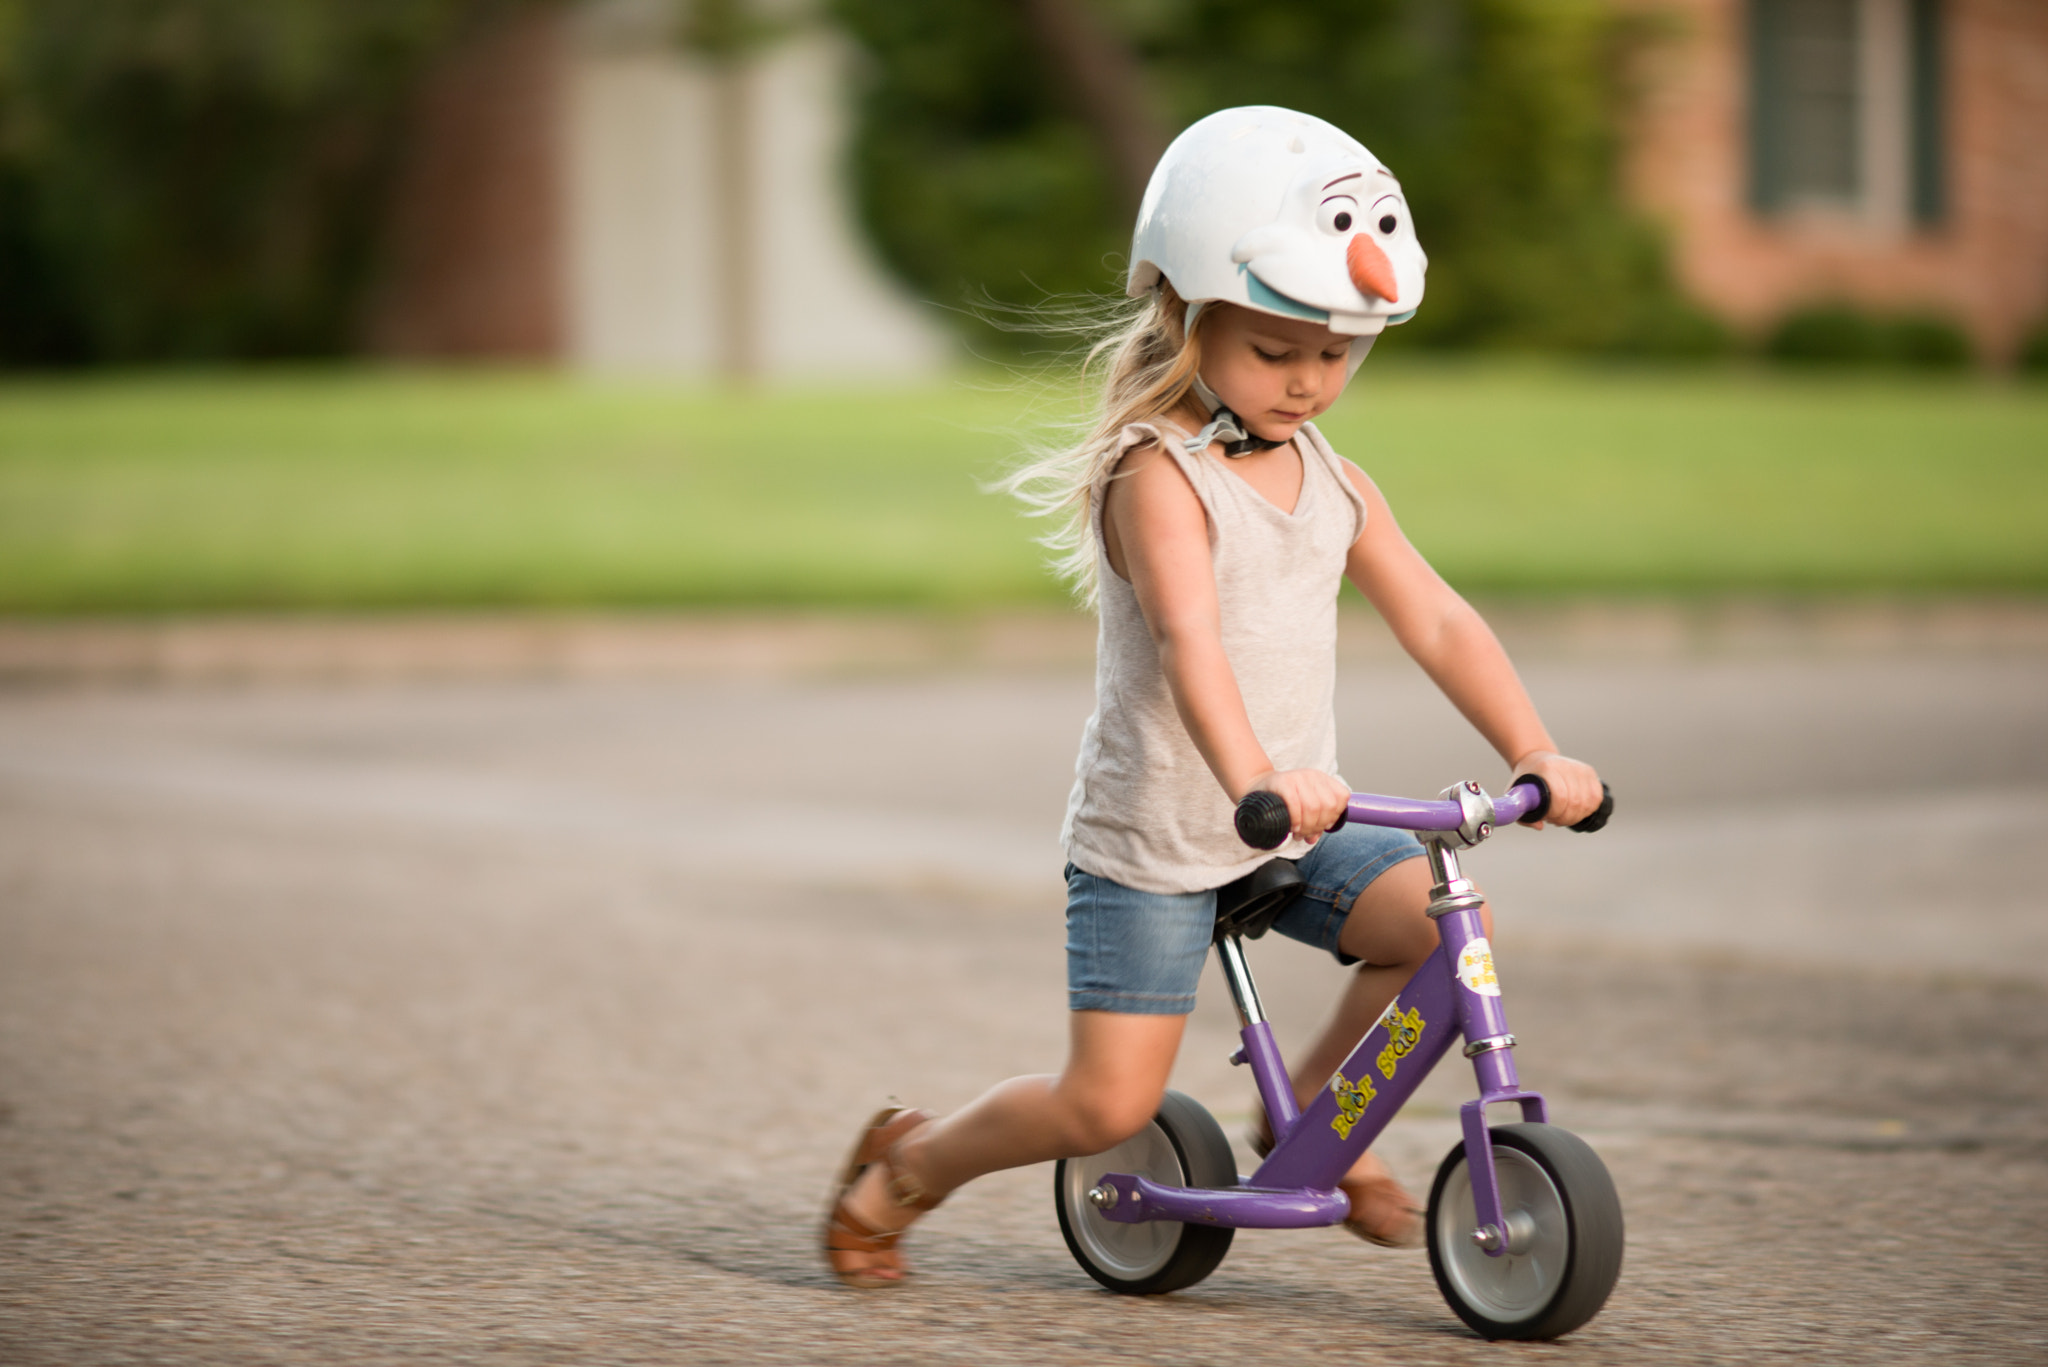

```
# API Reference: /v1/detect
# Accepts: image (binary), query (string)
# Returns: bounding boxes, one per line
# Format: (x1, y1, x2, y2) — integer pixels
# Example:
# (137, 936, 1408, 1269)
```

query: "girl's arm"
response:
(1102, 439, 1350, 843)
(1340, 461, 1604, 829)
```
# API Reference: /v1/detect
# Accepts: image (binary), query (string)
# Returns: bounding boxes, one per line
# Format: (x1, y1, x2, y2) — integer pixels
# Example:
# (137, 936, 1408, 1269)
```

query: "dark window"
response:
(1747, 0, 1944, 225)
(1750, 0, 1861, 209)
(1908, 0, 1944, 223)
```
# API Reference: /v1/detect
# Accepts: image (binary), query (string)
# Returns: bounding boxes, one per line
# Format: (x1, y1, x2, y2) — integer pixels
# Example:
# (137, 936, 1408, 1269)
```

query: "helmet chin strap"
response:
(1184, 373, 1286, 460)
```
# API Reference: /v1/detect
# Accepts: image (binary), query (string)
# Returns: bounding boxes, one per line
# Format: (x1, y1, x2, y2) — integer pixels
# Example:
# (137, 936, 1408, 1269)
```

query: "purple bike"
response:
(1052, 777, 1622, 1341)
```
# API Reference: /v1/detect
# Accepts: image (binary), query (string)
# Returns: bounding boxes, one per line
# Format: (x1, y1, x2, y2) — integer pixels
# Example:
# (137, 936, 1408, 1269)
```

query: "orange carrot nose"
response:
(1347, 234, 1399, 303)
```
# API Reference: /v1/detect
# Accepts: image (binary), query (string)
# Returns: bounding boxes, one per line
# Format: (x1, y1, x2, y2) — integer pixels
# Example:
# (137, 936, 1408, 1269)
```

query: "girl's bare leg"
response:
(834, 1010, 1185, 1280)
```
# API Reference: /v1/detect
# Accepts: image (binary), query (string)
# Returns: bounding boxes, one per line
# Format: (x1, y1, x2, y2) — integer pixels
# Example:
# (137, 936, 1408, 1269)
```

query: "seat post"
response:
(1217, 933, 1302, 1136)
(1216, 933, 1266, 1028)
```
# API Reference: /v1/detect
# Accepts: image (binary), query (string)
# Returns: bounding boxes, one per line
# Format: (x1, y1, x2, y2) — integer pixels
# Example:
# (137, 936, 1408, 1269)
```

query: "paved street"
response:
(2, 609, 2045, 1365)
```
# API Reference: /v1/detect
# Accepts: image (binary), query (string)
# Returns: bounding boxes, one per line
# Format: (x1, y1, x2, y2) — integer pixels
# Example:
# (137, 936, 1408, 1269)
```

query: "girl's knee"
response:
(1059, 1084, 1163, 1154)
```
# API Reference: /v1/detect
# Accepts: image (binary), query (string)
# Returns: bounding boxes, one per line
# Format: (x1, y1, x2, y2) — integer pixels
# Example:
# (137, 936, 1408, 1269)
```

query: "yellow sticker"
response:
(1329, 1070, 1378, 1139)
(1456, 938, 1501, 997)
(1375, 1004, 1424, 1080)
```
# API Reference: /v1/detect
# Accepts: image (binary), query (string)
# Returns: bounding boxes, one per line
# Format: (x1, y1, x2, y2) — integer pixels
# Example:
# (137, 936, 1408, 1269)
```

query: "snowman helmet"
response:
(1129, 106, 1426, 377)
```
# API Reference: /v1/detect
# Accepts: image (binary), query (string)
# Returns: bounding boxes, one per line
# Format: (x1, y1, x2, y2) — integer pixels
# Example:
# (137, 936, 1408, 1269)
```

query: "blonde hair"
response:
(995, 285, 1208, 607)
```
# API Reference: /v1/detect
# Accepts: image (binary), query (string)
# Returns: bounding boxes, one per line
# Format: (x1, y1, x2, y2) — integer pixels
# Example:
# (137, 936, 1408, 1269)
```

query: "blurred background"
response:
(4, 7, 2047, 1362)
(0, 0, 2042, 618)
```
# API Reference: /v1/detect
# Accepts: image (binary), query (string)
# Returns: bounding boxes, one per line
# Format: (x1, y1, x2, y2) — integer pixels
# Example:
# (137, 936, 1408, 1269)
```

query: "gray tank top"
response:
(1060, 419, 1368, 894)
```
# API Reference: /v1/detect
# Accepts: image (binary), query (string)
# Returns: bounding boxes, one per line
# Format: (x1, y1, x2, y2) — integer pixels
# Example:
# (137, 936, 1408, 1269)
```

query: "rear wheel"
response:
(1426, 1123, 1623, 1340)
(1053, 1090, 1236, 1294)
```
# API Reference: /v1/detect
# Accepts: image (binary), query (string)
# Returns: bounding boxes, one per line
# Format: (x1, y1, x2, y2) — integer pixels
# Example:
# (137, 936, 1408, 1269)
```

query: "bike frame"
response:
(1087, 782, 1548, 1258)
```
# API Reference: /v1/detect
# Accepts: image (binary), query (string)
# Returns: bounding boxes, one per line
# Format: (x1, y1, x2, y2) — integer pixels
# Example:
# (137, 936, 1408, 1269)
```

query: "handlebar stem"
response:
(1443, 780, 1496, 849)
(1422, 839, 1483, 916)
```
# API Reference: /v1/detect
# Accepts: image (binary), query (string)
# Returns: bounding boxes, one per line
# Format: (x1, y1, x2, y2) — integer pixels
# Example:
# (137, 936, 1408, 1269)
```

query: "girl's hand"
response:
(1511, 751, 1602, 829)
(1245, 768, 1350, 845)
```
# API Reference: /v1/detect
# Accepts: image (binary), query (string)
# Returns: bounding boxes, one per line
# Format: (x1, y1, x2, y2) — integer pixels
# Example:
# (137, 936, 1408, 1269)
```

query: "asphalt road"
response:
(2, 612, 2045, 1365)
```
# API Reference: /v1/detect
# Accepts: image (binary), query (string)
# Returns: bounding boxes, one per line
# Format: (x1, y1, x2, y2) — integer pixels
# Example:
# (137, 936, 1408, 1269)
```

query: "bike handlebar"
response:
(1234, 779, 1614, 851)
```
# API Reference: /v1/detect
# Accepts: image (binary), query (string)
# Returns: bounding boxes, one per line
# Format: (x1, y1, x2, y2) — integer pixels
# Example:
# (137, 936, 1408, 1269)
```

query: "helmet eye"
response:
(1316, 195, 1360, 236)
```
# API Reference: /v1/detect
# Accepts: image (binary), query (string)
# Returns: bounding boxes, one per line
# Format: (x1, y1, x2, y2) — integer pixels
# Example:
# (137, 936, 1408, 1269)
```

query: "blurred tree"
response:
(0, 0, 478, 365)
(833, 0, 1718, 355)
(1009, 0, 1166, 218)
(830, 0, 1131, 351)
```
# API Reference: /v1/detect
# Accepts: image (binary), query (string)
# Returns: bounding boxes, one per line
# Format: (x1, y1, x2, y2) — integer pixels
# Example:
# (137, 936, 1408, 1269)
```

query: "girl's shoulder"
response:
(1297, 420, 1365, 484)
(1116, 416, 1198, 453)
(1113, 419, 1168, 453)
(1094, 419, 1224, 532)
(1295, 419, 1342, 462)
(1103, 418, 1201, 484)
(1297, 421, 1371, 540)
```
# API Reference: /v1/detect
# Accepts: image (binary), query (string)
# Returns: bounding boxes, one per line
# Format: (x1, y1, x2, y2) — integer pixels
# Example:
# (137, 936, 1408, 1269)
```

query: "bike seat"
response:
(1213, 858, 1305, 942)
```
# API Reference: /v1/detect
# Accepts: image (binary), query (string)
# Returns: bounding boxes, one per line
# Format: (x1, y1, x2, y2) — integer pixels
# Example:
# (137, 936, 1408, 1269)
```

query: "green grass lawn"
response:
(0, 361, 2042, 612)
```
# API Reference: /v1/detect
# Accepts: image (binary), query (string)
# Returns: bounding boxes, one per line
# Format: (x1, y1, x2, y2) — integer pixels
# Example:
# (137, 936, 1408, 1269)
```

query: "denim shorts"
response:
(1064, 822, 1428, 1014)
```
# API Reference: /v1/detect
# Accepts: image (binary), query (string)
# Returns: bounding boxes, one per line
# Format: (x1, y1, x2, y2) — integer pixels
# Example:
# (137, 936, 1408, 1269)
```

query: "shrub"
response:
(1886, 314, 1973, 369)
(1766, 304, 1975, 369)
(1611, 297, 1734, 359)
(1765, 306, 1885, 364)
(2018, 317, 2048, 376)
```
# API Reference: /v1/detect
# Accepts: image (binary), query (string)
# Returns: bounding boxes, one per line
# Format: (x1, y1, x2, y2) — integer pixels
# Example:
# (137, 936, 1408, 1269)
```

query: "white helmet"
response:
(1128, 106, 1426, 365)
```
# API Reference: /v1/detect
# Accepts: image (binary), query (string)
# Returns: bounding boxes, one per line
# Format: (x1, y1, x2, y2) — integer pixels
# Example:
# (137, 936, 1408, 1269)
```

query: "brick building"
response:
(1627, 0, 2048, 364)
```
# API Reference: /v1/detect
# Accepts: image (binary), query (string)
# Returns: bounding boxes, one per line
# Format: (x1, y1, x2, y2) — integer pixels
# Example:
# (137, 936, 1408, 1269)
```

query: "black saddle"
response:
(1212, 858, 1306, 943)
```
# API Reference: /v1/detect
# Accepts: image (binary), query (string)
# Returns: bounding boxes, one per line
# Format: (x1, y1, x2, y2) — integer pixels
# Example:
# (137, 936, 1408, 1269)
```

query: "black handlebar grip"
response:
(1511, 775, 1614, 832)
(1572, 783, 1614, 833)
(1234, 791, 1292, 850)
(1510, 773, 1552, 825)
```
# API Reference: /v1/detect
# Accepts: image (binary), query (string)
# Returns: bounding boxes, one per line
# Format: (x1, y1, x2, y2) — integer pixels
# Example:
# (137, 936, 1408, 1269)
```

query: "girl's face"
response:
(1193, 305, 1355, 442)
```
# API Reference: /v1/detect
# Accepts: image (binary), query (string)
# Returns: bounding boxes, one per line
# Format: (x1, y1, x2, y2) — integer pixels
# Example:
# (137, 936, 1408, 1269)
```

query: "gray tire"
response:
(1053, 1090, 1236, 1295)
(1426, 1122, 1624, 1340)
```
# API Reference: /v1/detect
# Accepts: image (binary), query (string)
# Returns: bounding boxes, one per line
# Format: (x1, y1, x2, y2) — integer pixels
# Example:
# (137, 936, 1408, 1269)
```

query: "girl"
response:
(824, 106, 1603, 1288)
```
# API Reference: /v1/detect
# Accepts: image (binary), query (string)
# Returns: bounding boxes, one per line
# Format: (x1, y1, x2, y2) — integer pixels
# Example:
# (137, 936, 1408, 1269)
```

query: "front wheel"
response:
(1426, 1122, 1624, 1340)
(1053, 1090, 1236, 1294)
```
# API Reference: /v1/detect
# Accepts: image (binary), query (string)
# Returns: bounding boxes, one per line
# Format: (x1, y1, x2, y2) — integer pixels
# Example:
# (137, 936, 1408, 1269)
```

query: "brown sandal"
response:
(823, 1105, 941, 1288)
(1249, 1110, 1423, 1249)
(1338, 1172, 1425, 1249)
